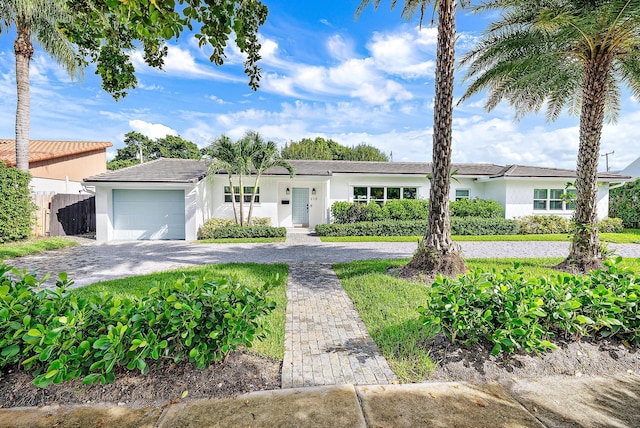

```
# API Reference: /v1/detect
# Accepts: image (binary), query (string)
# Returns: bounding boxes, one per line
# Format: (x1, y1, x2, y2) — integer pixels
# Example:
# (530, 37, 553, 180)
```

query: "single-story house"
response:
(84, 158, 631, 241)
(0, 139, 113, 194)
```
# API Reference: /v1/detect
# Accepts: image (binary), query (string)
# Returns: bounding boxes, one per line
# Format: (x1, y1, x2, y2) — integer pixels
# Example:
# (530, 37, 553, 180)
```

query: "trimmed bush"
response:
(450, 198, 503, 218)
(0, 264, 277, 387)
(198, 217, 274, 239)
(250, 217, 271, 226)
(331, 201, 351, 223)
(0, 163, 35, 242)
(330, 199, 429, 223)
(209, 225, 286, 239)
(609, 178, 640, 228)
(315, 217, 518, 237)
(516, 215, 572, 234)
(598, 217, 624, 233)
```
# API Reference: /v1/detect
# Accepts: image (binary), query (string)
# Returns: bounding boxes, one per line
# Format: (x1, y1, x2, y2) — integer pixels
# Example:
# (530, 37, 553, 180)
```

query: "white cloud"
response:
(129, 120, 178, 139)
(326, 35, 354, 61)
(367, 29, 436, 78)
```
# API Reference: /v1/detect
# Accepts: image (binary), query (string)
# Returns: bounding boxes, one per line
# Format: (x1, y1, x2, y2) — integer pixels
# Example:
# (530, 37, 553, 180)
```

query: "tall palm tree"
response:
(246, 132, 295, 225)
(1, 0, 79, 171)
(460, 0, 640, 272)
(356, 0, 468, 276)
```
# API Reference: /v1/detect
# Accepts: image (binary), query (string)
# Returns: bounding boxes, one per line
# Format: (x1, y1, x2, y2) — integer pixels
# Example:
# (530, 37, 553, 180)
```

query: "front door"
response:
(292, 188, 309, 226)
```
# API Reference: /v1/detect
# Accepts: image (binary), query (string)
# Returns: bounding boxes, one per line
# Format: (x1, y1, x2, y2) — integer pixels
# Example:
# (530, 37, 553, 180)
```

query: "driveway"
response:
(5, 237, 640, 288)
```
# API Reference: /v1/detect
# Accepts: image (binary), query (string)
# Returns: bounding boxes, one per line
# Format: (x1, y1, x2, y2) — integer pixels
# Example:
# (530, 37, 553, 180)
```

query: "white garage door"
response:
(113, 190, 185, 240)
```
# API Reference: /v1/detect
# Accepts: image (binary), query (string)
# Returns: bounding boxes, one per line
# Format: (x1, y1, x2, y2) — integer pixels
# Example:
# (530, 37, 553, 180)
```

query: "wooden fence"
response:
(31, 193, 96, 237)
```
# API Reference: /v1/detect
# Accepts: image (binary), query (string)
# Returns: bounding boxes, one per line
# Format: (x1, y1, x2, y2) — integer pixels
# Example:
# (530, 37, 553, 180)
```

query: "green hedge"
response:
(0, 264, 276, 387)
(316, 217, 518, 237)
(609, 178, 640, 228)
(0, 163, 35, 243)
(517, 215, 571, 234)
(198, 217, 273, 239)
(450, 198, 504, 218)
(208, 225, 286, 239)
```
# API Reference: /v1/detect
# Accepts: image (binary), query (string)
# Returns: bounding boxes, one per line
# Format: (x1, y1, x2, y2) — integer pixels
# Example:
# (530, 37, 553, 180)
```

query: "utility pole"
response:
(601, 150, 614, 171)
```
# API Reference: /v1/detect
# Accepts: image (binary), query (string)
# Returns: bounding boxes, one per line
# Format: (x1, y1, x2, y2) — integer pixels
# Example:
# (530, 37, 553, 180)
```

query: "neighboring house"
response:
(84, 158, 631, 242)
(620, 156, 640, 179)
(0, 139, 112, 194)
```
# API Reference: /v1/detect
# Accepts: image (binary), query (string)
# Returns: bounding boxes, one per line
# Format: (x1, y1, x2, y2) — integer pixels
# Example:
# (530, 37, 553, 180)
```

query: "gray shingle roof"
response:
(84, 158, 210, 183)
(83, 158, 631, 183)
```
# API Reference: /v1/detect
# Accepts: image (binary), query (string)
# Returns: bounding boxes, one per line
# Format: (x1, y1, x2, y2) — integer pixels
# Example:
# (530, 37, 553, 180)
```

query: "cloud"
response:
(367, 29, 436, 78)
(129, 120, 178, 139)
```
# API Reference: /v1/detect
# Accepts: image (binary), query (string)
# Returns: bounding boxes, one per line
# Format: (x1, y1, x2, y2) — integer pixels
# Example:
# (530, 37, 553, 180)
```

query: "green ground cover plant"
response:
(0, 263, 287, 388)
(0, 238, 78, 261)
(334, 257, 640, 383)
(197, 237, 286, 244)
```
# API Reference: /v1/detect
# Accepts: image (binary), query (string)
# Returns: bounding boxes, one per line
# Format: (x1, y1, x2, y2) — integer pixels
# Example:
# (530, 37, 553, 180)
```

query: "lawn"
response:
(197, 237, 286, 244)
(320, 229, 640, 243)
(73, 263, 288, 360)
(0, 237, 78, 261)
(333, 257, 640, 383)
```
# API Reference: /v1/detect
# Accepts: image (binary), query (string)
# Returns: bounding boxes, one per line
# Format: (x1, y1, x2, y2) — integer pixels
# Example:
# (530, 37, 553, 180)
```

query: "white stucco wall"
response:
(30, 177, 86, 194)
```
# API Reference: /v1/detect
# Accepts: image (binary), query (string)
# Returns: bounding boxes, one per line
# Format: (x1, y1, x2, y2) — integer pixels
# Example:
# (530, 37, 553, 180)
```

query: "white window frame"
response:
(455, 189, 470, 201)
(351, 186, 418, 204)
(224, 186, 260, 204)
(533, 188, 575, 211)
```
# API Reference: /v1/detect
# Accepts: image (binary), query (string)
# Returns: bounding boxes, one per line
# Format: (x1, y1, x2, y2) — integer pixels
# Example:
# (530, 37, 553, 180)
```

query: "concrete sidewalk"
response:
(1, 374, 638, 427)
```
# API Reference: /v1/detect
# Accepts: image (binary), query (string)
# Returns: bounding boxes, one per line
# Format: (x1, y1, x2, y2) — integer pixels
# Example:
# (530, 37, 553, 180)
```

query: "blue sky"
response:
(0, 0, 638, 170)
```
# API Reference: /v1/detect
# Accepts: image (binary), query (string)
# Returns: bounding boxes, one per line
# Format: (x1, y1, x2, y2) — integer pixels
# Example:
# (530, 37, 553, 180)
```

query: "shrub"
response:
(516, 215, 572, 234)
(598, 217, 624, 233)
(365, 202, 385, 222)
(418, 257, 639, 355)
(388, 199, 429, 221)
(331, 201, 351, 224)
(450, 198, 503, 218)
(250, 217, 271, 226)
(209, 225, 286, 239)
(609, 178, 640, 228)
(315, 218, 517, 237)
(0, 264, 277, 387)
(197, 218, 236, 239)
(0, 163, 35, 242)
(330, 199, 429, 223)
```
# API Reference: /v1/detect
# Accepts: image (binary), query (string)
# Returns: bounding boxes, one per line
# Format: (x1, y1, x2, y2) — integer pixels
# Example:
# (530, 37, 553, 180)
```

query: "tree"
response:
(206, 135, 242, 224)
(281, 137, 389, 161)
(459, 0, 640, 272)
(609, 179, 640, 228)
(107, 132, 201, 170)
(63, 0, 269, 99)
(356, 0, 467, 276)
(1, 0, 79, 171)
(247, 132, 295, 224)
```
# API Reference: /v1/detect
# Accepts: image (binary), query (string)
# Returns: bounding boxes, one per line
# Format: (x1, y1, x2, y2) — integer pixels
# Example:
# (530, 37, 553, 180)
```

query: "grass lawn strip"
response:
(334, 257, 640, 383)
(73, 263, 288, 361)
(0, 237, 78, 261)
(320, 229, 640, 243)
(196, 237, 286, 244)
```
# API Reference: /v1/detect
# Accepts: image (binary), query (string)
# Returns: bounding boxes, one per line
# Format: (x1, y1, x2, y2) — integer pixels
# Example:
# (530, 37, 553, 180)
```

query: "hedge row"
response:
(206, 225, 286, 239)
(316, 217, 519, 237)
(0, 163, 35, 243)
(315, 216, 623, 237)
(198, 217, 275, 240)
(0, 265, 276, 388)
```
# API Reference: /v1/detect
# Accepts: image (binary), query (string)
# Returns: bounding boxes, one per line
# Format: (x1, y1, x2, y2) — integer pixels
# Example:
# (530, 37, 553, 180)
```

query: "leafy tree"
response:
(357, 0, 468, 276)
(63, 0, 269, 98)
(460, 0, 640, 272)
(206, 135, 242, 224)
(107, 132, 201, 170)
(281, 137, 388, 161)
(1, 0, 79, 171)
(247, 132, 295, 224)
(609, 179, 640, 228)
(0, 162, 35, 242)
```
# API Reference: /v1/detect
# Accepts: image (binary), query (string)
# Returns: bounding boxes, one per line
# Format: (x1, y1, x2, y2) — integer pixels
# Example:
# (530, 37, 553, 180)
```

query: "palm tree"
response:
(246, 132, 295, 225)
(356, 0, 468, 276)
(459, 0, 640, 272)
(1, 0, 79, 171)
(207, 135, 242, 224)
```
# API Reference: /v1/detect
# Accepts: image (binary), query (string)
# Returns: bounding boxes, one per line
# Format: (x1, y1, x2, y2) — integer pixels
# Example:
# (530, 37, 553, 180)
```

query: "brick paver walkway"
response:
(281, 262, 397, 388)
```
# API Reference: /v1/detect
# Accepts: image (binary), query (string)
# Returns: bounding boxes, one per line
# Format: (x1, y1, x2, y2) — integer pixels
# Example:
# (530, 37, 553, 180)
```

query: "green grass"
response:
(333, 257, 640, 383)
(197, 237, 286, 244)
(73, 263, 288, 361)
(320, 229, 640, 243)
(0, 237, 78, 261)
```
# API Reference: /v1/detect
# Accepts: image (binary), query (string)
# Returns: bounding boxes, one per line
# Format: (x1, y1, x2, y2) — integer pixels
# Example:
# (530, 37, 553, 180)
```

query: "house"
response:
(0, 139, 113, 194)
(84, 158, 631, 241)
(620, 156, 640, 179)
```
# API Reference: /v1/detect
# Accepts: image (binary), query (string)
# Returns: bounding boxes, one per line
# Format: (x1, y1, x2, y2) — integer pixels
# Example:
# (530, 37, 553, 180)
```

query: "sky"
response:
(0, 0, 638, 171)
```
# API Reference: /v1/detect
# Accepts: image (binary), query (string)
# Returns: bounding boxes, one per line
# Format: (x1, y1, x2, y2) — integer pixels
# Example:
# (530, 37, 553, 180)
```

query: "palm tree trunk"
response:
(238, 173, 245, 226)
(563, 52, 613, 271)
(247, 179, 260, 226)
(228, 176, 239, 224)
(14, 23, 34, 172)
(402, 0, 465, 277)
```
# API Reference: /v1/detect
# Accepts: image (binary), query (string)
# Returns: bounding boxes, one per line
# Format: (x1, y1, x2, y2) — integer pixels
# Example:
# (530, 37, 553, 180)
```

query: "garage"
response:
(112, 189, 185, 240)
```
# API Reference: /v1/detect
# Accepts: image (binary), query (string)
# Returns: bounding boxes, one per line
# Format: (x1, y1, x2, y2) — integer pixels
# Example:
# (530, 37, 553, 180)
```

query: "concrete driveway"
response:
(5, 237, 640, 288)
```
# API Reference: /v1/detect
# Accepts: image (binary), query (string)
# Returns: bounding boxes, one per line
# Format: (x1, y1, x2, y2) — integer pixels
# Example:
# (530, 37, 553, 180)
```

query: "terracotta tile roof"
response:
(0, 139, 113, 166)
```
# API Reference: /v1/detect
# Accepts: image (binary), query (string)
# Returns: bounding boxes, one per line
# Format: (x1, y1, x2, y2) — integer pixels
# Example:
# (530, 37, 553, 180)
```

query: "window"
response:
(352, 186, 418, 204)
(533, 188, 575, 211)
(455, 189, 470, 201)
(224, 186, 259, 203)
